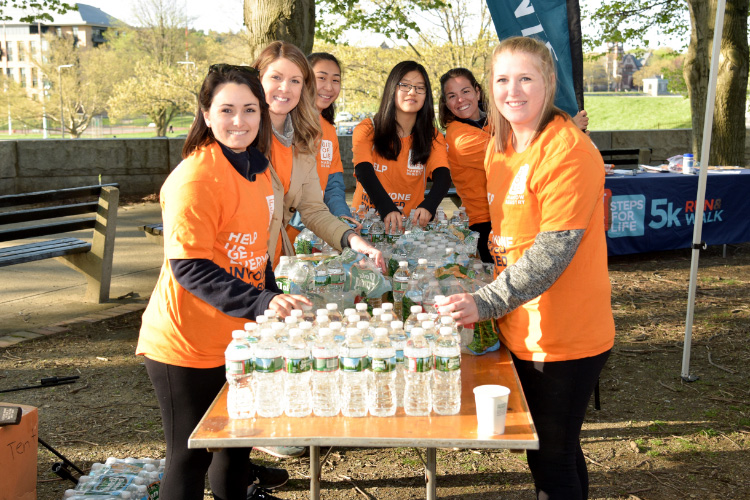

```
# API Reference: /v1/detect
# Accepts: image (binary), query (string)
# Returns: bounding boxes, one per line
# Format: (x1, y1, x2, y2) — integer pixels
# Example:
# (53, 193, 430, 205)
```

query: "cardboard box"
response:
(0, 404, 38, 500)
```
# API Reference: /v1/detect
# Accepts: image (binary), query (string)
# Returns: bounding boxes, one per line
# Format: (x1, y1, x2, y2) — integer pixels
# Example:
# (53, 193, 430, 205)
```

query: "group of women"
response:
(137, 36, 613, 500)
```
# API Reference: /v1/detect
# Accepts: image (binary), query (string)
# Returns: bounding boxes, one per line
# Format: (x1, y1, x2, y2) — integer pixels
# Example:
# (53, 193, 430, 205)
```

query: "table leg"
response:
(310, 445, 320, 500)
(425, 447, 437, 500)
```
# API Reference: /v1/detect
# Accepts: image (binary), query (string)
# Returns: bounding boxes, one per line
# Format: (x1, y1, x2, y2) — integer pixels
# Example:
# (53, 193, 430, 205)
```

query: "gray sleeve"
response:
(471, 229, 585, 321)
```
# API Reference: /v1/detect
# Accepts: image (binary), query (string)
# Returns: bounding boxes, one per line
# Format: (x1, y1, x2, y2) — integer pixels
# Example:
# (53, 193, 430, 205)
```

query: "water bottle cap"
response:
(317, 309, 328, 316)
(289, 328, 303, 337)
(422, 321, 434, 328)
(271, 322, 285, 331)
(417, 313, 428, 321)
(291, 309, 303, 318)
(411, 327, 424, 336)
(356, 303, 368, 311)
(299, 321, 313, 330)
(381, 302, 393, 310)
(390, 320, 404, 329)
(302, 303, 313, 311)
(244, 322, 257, 331)
(411, 305, 423, 313)
(440, 316, 453, 324)
(348, 314, 361, 323)
(435, 295, 445, 302)
(232, 330, 246, 339)
(260, 328, 275, 338)
(440, 326, 453, 336)
(399, 261, 408, 267)
(318, 327, 332, 337)
(285, 316, 297, 324)
(357, 321, 370, 330)
(326, 303, 338, 311)
(381, 313, 394, 322)
(418, 258, 428, 265)
(684, 153, 693, 158)
(445, 247, 454, 254)
(329, 321, 342, 329)
(372, 308, 383, 316)
(344, 308, 356, 316)
(375, 327, 389, 337)
(346, 327, 360, 337)
(255, 315, 268, 324)
(264, 309, 277, 317)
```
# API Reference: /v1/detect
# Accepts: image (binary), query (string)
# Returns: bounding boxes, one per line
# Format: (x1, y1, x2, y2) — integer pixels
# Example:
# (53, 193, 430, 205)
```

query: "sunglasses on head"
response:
(208, 64, 260, 77)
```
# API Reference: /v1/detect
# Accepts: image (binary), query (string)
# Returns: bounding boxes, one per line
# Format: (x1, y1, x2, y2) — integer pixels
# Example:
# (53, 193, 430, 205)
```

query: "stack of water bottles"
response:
(225, 301, 462, 419)
(61, 457, 164, 499)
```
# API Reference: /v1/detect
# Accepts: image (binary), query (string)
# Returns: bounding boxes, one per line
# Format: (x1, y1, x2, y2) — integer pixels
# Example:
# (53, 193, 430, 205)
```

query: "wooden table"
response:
(189, 347, 538, 499)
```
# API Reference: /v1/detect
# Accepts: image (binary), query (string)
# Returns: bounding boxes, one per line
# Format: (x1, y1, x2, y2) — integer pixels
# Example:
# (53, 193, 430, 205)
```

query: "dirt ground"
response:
(2, 242, 749, 500)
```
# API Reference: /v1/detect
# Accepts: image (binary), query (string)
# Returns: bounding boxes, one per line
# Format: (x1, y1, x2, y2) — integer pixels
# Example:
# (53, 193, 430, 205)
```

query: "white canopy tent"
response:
(681, 0, 727, 381)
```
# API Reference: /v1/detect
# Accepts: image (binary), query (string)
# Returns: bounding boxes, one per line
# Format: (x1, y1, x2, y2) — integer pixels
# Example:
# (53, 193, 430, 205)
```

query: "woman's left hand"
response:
(348, 234, 386, 273)
(436, 293, 479, 326)
(412, 207, 433, 228)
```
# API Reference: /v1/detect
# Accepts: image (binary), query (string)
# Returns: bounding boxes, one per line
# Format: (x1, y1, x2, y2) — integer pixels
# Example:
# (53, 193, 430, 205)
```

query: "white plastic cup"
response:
(682, 153, 694, 174)
(473, 384, 511, 436)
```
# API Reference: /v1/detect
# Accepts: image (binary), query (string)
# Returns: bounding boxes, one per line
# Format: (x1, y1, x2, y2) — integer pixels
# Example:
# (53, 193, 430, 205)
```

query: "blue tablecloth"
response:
(604, 170, 750, 256)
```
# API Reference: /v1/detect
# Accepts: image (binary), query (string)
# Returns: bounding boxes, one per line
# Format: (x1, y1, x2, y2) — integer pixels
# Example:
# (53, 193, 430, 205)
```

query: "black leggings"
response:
(145, 358, 252, 500)
(511, 350, 610, 500)
(469, 221, 493, 264)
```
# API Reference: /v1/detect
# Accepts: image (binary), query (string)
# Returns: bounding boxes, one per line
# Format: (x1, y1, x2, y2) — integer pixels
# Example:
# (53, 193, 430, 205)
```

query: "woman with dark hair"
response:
(137, 64, 306, 500)
(351, 60, 451, 232)
(439, 67, 493, 263)
(306, 52, 352, 219)
(438, 37, 614, 499)
(254, 41, 381, 269)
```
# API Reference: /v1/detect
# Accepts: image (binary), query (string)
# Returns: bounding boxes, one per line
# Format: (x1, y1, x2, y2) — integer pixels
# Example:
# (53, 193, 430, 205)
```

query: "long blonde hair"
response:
(487, 37, 567, 153)
(253, 41, 320, 156)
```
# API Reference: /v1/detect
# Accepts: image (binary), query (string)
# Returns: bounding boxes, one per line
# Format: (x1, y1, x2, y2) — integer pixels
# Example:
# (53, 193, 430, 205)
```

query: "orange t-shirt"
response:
(137, 142, 275, 368)
(270, 136, 294, 266)
(485, 116, 615, 362)
(316, 116, 344, 192)
(445, 120, 491, 225)
(351, 118, 449, 216)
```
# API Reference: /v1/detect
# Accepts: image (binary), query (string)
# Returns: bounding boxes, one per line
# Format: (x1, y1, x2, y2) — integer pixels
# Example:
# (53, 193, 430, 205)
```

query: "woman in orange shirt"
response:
(137, 64, 309, 500)
(351, 60, 451, 232)
(439, 67, 492, 262)
(438, 37, 614, 499)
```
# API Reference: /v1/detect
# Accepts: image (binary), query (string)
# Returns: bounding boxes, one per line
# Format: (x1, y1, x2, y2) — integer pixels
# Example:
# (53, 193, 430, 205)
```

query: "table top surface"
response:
(606, 168, 749, 182)
(189, 347, 539, 451)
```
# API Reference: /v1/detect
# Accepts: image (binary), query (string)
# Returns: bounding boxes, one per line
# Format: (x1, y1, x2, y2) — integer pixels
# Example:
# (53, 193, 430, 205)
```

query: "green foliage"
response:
(585, 95, 692, 130)
(0, 0, 76, 23)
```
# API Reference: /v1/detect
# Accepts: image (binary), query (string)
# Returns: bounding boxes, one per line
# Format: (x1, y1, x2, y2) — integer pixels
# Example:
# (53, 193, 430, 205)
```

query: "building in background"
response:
(0, 3, 119, 98)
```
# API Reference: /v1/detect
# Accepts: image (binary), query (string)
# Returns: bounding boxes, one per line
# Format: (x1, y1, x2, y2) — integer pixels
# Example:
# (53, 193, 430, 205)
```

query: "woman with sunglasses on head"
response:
(437, 37, 614, 499)
(137, 64, 307, 500)
(439, 67, 493, 263)
(351, 60, 451, 233)
(253, 41, 382, 269)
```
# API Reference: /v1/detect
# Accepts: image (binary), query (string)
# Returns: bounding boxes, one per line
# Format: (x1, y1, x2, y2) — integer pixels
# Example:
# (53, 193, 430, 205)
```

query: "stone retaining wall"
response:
(1, 130, 748, 196)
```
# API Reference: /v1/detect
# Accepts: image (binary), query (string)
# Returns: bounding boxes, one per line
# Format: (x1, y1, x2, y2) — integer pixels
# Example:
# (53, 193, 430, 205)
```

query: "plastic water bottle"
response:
(392, 261, 410, 320)
(323, 303, 341, 323)
(404, 327, 432, 416)
(404, 305, 423, 336)
(339, 327, 369, 417)
(254, 329, 284, 417)
(271, 321, 287, 343)
(370, 217, 386, 243)
(356, 204, 367, 221)
(301, 303, 316, 323)
(433, 326, 461, 415)
(386, 219, 401, 243)
(356, 302, 371, 322)
(283, 328, 312, 417)
(312, 264, 329, 295)
(389, 320, 407, 407)
(299, 320, 315, 343)
(328, 258, 345, 293)
(225, 330, 254, 419)
(368, 328, 397, 416)
(421, 320, 438, 346)
(422, 281, 440, 320)
(458, 207, 469, 228)
(311, 327, 340, 416)
(403, 279, 423, 321)
(274, 256, 293, 293)
(357, 320, 373, 347)
(361, 209, 375, 241)
(264, 309, 280, 324)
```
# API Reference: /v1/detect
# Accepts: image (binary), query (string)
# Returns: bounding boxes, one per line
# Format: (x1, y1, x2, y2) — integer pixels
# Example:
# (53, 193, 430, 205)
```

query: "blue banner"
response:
(486, 0, 579, 117)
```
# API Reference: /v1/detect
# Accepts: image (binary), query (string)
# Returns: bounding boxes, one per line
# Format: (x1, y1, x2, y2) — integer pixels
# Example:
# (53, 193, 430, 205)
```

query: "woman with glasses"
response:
(439, 67, 493, 263)
(351, 60, 451, 232)
(137, 64, 308, 500)
(253, 41, 382, 269)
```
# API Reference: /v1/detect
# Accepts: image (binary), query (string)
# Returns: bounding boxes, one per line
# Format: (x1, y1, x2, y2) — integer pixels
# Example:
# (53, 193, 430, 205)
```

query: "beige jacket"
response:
(267, 150, 351, 260)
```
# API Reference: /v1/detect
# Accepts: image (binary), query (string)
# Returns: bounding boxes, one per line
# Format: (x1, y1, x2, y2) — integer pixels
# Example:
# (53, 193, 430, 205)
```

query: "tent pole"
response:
(681, 0, 727, 382)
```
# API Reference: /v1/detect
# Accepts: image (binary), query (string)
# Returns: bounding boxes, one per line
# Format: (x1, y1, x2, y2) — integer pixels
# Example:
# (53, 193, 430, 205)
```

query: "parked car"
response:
(337, 124, 355, 136)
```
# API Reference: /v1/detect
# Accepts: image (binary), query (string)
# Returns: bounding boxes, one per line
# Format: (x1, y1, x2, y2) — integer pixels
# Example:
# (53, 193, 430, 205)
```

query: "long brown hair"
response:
(182, 64, 271, 159)
(253, 41, 321, 156)
(486, 37, 566, 153)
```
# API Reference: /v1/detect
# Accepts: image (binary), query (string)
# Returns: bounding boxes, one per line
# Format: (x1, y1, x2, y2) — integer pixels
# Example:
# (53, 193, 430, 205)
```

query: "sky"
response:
(67, 0, 688, 51)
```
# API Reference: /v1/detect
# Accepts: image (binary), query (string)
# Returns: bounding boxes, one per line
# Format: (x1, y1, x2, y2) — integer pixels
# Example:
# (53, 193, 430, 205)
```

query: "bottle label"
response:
(314, 274, 329, 287)
(395, 349, 404, 363)
(370, 356, 396, 372)
(255, 357, 283, 373)
(435, 355, 460, 372)
(276, 277, 291, 293)
(313, 356, 339, 372)
(339, 356, 369, 372)
(329, 271, 345, 287)
(407, 356, 432, 373)
(386, 233, 398, 244)
(226, 359, 253, 375)
(393, 277, 409, 292)
(371, 232, 384, 243)
(285, 357, 311, 373)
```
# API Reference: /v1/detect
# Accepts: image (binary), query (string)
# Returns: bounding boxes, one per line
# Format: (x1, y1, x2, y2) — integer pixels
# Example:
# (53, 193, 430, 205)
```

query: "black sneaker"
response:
(247, 485, 284, 500)
(248, 463, 289, 490)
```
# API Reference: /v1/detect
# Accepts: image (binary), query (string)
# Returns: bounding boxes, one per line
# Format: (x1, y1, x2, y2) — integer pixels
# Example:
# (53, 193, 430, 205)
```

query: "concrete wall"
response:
(1, 130, 748, 196)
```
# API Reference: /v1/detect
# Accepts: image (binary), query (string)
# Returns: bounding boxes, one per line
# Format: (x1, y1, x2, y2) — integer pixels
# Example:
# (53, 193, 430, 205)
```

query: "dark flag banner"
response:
(486, 0, 582, 117)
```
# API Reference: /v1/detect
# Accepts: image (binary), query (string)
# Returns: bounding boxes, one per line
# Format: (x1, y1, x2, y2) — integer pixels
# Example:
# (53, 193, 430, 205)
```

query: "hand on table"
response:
(436, 293, 479, 327)
(268, 294, 311, 318)
(412, 208, 432, 228)
(383, 210, 403, 234)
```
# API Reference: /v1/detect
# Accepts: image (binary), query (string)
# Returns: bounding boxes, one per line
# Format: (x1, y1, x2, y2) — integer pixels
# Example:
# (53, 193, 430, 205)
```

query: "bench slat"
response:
(0, 218, 96, 243)
(0, 238, 90, 266)
(139, 223, 163, 236)
(0, 183, 118, 209)
(0, 202, 98, 225)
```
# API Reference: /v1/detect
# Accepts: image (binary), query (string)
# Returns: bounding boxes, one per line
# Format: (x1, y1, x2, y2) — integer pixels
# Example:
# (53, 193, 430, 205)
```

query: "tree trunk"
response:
(685, 0, 748, 166)
(244, 0, 315, 60)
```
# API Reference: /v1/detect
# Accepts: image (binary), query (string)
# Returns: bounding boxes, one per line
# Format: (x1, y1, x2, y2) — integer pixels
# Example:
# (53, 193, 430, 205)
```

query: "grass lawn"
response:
(585, 95, 692, 131)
